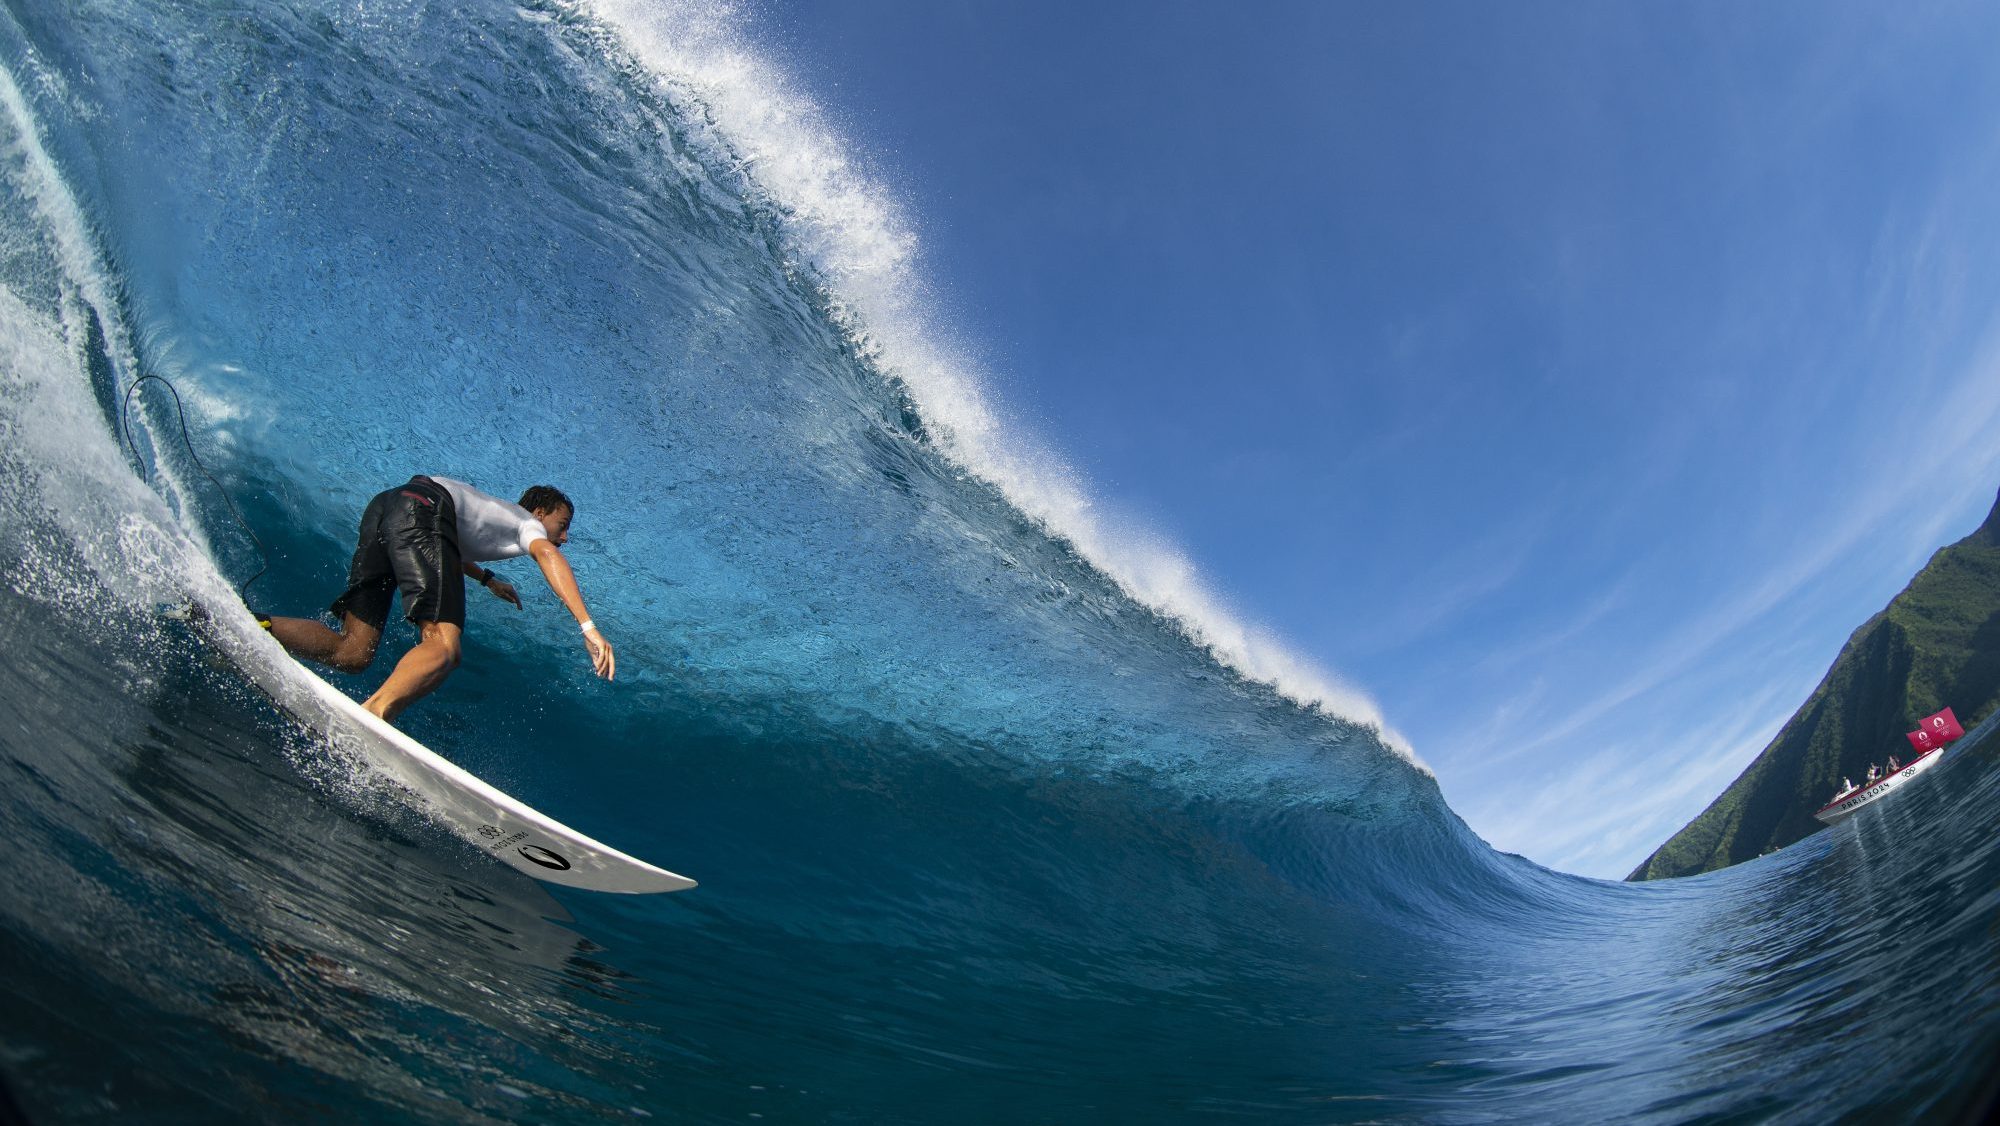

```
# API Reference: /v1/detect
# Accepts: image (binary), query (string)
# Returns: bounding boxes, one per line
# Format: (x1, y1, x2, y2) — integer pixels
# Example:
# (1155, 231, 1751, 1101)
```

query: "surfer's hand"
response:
(488, 578, 522, 609)
(585, 628, 615, 681)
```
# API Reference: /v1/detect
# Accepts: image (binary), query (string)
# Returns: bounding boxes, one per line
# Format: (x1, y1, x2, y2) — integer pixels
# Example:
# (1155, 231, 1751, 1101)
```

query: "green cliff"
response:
(1628, 487, 2000, 881)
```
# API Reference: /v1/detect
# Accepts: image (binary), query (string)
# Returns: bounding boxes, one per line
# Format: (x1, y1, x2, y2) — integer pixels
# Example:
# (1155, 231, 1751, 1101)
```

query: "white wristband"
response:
(579, 619, 596, 633)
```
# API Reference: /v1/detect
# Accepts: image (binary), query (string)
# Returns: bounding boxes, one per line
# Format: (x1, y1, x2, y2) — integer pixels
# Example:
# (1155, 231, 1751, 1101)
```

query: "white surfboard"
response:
(199, 610, 697, 894)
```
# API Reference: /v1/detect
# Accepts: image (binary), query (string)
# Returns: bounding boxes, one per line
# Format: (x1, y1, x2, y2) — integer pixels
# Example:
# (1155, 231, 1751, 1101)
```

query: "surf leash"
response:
(120, 372, 270, 600)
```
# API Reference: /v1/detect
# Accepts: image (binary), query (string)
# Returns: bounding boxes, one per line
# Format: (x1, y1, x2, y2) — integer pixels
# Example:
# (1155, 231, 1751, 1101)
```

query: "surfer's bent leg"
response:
(270, 486, 406, 676)
(270, 484, 403, 673)
(267, 612, 383, 674)
(359, 476, 467, 723)
(363, 620, 462, 722)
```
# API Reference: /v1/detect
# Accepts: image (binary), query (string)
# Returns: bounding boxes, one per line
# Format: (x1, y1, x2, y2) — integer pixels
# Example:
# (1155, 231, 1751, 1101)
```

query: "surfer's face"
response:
(534, 504, 574, 547)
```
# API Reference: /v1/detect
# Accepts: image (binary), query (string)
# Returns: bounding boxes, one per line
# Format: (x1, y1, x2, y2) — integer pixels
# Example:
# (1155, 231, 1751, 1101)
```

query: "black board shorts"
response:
(329, 475, 465, 631)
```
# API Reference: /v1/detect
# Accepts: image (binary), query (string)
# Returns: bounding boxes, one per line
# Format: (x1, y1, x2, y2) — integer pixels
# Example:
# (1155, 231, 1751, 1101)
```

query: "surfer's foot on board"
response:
(158, 598, 208, 624)
(160, 600, 274, 624)
(160, 599, 272, 634)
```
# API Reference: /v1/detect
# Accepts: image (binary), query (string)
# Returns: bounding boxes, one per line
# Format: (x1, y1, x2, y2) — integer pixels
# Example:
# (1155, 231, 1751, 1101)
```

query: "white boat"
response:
(1813, 747, 1946, 825)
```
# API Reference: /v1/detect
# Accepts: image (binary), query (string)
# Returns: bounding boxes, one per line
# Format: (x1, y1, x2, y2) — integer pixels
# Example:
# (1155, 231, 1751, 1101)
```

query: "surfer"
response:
(261, 475, 615, 722)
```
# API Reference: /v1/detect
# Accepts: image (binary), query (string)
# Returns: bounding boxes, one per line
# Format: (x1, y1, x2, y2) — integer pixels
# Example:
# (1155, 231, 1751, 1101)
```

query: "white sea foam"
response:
(0, 58, 194, 601)
(0, 53, 348, 747)
(582, 0, 1414, 760)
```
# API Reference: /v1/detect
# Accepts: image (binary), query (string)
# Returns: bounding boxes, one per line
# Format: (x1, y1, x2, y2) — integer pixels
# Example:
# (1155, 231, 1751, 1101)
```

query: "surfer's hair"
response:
(519, 485, 573, 515)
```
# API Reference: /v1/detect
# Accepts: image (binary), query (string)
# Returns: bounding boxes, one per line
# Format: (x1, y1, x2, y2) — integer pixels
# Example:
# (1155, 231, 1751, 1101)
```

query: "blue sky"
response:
(743, 0, 2000, 878)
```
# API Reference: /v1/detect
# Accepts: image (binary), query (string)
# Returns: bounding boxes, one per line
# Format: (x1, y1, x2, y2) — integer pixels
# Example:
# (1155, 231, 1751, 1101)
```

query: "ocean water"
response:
(1, 2, 1996, 1122)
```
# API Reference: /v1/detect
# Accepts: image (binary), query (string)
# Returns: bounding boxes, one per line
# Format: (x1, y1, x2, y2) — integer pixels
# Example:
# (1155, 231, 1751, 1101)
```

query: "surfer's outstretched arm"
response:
(528, 538, 615, 681)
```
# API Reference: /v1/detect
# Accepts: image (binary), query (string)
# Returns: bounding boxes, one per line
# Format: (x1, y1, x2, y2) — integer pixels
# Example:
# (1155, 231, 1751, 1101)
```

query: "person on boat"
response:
(1866, 764, 1881, 783)
(1887, 754, 1902, 772)
(1839, 777, 1854, 796)
(261, 476, 614, 723)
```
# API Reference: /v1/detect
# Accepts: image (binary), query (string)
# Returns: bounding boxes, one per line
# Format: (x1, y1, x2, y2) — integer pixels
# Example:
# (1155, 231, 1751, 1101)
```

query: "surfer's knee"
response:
(323, 613, 383, 674)
(417, 621, 462, 669)
(330, 651, 374, 675)
(329, 635, 379, 674)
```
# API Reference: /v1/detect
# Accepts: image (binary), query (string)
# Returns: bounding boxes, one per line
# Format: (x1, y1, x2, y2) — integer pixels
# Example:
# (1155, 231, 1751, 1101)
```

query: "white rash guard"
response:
(429, 476, 549, 563)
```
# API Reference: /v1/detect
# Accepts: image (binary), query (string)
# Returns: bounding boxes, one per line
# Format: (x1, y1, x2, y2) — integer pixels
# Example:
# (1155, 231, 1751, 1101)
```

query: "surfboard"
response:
(186, 607, 697, 894)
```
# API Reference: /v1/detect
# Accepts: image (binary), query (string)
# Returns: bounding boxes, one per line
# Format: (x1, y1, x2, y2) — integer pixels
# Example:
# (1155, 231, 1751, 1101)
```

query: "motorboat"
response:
(1813, 747, 1945, 825)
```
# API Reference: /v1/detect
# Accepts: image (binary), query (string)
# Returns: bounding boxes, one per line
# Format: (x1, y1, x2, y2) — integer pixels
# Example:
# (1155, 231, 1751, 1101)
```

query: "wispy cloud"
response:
(1452, 673, 1803, 878)
(1476, 324, 2000, 774)
(1343, 507, 1558, 658)
(1427, 197, 2000, 876)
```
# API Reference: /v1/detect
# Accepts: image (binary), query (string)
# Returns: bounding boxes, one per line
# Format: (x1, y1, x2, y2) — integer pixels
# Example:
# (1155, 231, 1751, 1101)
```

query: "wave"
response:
(1, 2, 1997, 1122)
(582, 0, 1405, 749)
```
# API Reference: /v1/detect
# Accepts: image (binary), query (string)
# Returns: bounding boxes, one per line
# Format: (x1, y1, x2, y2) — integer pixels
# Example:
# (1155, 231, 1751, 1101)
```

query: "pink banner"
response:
(1906, 707, 1965, 753)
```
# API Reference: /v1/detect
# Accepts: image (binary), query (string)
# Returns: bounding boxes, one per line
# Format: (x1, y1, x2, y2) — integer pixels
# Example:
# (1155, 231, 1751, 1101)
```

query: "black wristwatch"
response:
(478, 567, 495, 587)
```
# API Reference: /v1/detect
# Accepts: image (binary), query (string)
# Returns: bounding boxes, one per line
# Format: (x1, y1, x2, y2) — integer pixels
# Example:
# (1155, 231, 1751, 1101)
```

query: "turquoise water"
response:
(1, 2, 1997, 1121)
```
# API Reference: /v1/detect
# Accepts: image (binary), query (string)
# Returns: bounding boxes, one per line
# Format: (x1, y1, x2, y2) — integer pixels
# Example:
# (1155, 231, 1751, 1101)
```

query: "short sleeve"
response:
(518, 518, 549, 555)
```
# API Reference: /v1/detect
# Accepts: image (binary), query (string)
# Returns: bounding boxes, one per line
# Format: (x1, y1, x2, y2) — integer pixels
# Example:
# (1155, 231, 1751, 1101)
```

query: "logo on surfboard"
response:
(518, 845, 573, 871)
